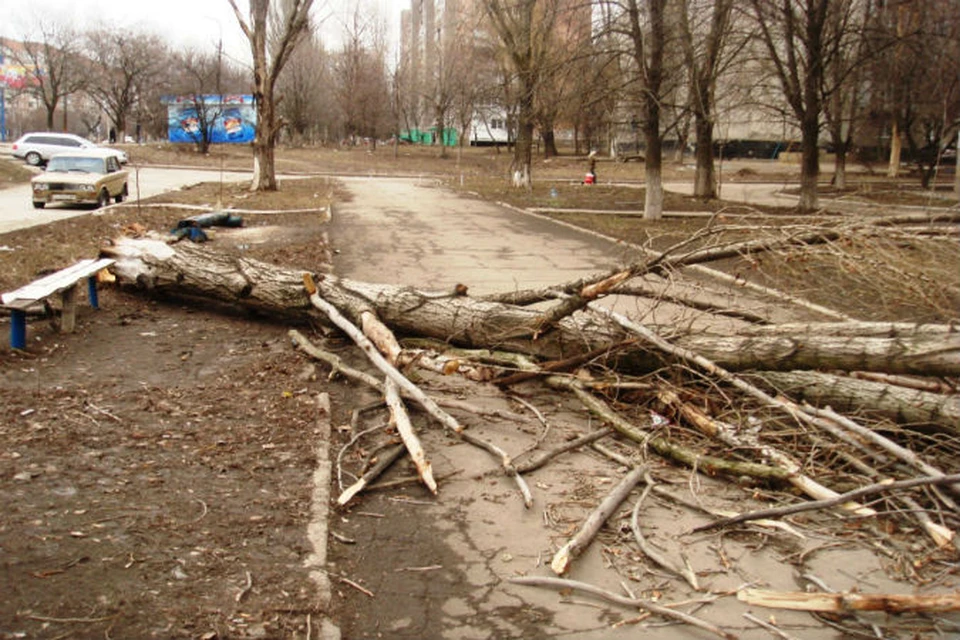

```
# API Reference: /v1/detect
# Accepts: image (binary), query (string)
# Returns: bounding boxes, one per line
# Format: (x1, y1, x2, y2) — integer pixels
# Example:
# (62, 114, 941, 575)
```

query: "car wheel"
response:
(115, 183, 128, 203)
(33, 201, 45, 209)
(25, 151, 42, 166)
(96, 189, 111, 209)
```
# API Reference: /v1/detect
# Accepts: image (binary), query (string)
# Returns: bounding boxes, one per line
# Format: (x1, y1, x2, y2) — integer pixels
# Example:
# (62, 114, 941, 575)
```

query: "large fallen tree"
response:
(101, 228, 959, 637)
(103, 237, 960, 379)
(103, 234, 958, 508)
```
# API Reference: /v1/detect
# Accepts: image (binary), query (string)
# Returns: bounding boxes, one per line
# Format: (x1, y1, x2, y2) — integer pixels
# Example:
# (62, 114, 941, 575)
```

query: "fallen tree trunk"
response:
(755, 370, 960, 433)
(102, 238, 960, 378)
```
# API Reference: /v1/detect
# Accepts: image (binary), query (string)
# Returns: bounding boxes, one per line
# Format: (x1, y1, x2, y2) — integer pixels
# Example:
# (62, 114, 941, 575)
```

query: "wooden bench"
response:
(2, 258, 115, 349)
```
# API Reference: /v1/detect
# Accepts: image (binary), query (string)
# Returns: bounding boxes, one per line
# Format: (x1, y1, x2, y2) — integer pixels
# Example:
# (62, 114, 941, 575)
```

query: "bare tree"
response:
(227, 0, 315, 191)
(278, 34, 333, 144)
(84, 28, 166, 140)
(170, 49, 224, 154)
(748, 0, 835, 211)
(333, 7, 392, 148)
(10, 19, 86, 131)
(676, 0, 736, 199)
(483, 0, 559, 188)
(819, 0, 871, 190)
(621, 0, 667, 219)
(869, 0, 960, 188)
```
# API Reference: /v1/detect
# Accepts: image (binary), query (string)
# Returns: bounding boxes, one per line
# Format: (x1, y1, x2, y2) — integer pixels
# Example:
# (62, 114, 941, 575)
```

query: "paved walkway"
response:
(323, 177, 874, 640)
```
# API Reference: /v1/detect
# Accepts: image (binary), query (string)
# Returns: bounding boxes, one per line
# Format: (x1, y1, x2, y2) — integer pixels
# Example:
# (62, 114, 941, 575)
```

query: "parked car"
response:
(31, 149, 129, 209)
(11, 132, 128, 166)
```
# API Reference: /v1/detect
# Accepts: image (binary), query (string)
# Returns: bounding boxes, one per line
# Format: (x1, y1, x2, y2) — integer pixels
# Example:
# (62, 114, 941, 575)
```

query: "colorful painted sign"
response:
(0, 62, 40, 89)
(162, 94, 255, 144)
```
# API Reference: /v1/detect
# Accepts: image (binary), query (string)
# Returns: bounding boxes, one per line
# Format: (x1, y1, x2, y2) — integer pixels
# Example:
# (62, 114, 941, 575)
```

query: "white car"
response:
(11, 132, 128, 166)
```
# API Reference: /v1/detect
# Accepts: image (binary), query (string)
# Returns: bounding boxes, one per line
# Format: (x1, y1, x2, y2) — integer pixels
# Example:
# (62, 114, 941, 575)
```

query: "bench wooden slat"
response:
(2, 258, 115, 308)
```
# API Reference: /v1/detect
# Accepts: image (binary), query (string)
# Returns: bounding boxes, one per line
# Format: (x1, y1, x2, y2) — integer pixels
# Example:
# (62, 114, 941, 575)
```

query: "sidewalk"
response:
(321, 177, 934, 639)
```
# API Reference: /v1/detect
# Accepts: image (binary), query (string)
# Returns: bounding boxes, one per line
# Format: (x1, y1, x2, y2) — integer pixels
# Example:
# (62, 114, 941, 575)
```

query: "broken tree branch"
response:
(509, 576, 737, 640)
(553, 377, 791, 482)
(515, 427, 614, 474)
(337, 443, 406, 506)
(384, 379, 437, 496)
(691, 473, 960, 535)
(551, 465, 648, 575)
(656, 387, 876, 518)
(630, 472, 701, 590)
(738, 588, 960, 614)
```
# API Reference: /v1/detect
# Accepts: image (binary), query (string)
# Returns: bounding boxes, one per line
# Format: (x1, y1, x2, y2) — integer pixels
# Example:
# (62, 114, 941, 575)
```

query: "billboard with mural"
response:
(1, 62, 40, 89)
(163, 94, 255, 144)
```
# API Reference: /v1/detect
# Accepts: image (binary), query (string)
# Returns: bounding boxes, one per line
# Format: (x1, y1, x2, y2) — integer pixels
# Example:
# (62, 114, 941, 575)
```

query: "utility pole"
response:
(1, 37, 6, 142)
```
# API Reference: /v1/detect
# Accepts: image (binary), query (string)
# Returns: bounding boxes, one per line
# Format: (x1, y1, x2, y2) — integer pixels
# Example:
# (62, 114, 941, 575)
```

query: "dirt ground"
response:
(0, 145, 957, 640)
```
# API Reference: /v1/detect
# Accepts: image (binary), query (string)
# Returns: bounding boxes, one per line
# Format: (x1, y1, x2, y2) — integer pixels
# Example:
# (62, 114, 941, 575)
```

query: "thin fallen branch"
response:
(509, 576, 738, 640)
(384, 378, 437, 496)
(553, 377, 791, 482)
(742, 612, 803, 640)
(611, 281, 772, 325)
(589, 305, 955, 545)
(691, 473, 960, 535)
(495, 340, 637, 388)
(236, 570, 253, 602)
(657, 388, 875, 517)
(302, 275, 466, 436)
(457, 429, 534, 508)
(738, 588, 960, 614)
(515, 427, 614, 474)
(291, 330, 527, 420)
(551, 465, 648, 575)
(630, 472, 700, 590)
(337, 443, 406, 506)
(290, 326, 532, 504)
(796, 401, 960, 504)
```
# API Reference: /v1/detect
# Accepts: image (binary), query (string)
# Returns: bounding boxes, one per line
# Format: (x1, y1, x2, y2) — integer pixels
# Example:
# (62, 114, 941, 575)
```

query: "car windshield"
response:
(46, 156, 105, 173)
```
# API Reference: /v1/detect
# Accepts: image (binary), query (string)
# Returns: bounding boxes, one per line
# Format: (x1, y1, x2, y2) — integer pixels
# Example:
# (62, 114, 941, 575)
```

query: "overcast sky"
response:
(0, 0, 404, 65)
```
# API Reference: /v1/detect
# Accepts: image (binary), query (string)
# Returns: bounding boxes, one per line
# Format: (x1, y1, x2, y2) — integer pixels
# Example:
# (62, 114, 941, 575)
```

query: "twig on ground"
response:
(509, 576, 737, 640)
(551, 465, 648, 575)
(742, 612, 802, 640)
(692, 473, 960, 534)
(630, 472, 700, 590)
(236, 570, 253, 602)
(516, 427, 614, 474)
(337, 443, 406, 506)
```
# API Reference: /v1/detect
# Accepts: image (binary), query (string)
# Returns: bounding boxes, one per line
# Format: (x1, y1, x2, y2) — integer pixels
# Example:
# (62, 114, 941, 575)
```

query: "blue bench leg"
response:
(10, 309, 26, 349)
(87, 276, 100, 309)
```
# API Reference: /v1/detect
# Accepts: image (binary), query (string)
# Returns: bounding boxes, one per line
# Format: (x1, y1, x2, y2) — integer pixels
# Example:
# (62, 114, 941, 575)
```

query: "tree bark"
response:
(756, 370, 960, 433)
(102, 238, 960, 380)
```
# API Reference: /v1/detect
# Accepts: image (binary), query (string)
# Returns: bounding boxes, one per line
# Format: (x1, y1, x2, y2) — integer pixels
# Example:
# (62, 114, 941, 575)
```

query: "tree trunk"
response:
(693, 114, 716, 199)
(101, 238, 960, 380)
(832, 144, 847, 190)
(513, 87, 535, 188)
(799, 114, 820, 211)
(541, 127, 558, 159)
(888, 120, 902, 178)
(755, 370, 959, 433)
(641, 0, 665, 220)
(252, 91, 278, 191)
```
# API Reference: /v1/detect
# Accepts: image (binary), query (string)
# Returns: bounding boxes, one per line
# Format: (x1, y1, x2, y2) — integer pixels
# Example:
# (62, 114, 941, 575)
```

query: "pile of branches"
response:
(102, 210, 960, 637)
